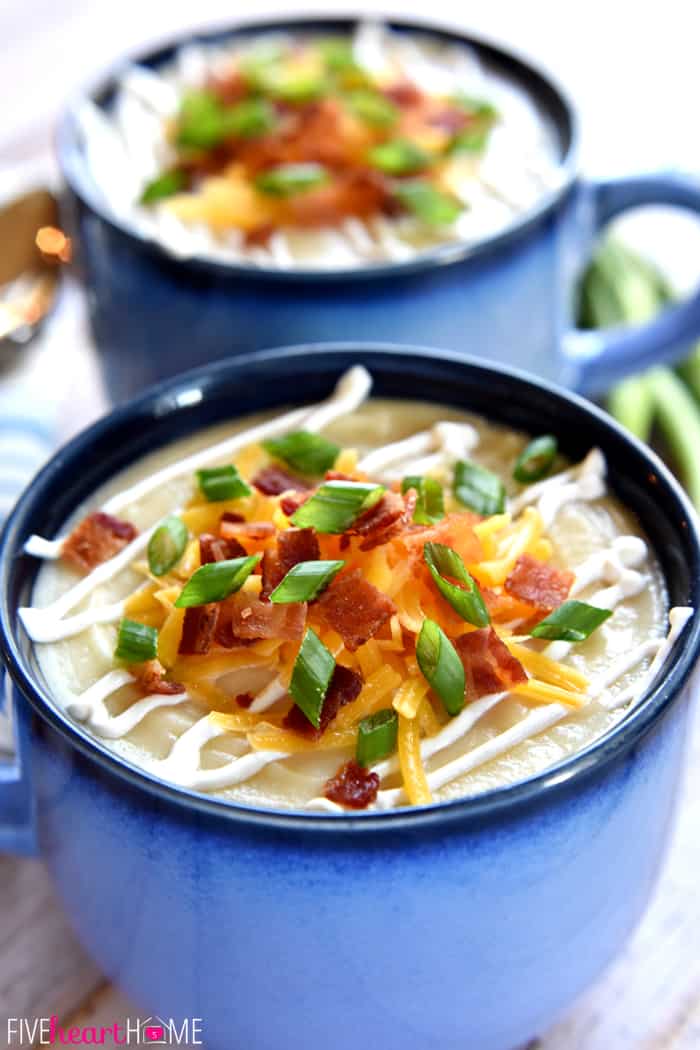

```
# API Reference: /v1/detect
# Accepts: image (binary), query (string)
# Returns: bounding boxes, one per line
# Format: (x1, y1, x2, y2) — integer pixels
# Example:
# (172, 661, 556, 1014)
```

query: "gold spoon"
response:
(0, 188, 66, 346)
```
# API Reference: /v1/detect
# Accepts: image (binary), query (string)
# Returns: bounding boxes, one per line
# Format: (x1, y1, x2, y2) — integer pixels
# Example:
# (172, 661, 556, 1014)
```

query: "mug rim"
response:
(1, 342, 699, 833)
(56, 13, 580, 284)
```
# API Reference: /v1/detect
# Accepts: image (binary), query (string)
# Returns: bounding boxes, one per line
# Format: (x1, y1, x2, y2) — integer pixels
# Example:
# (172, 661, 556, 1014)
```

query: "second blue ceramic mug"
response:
(58, 16, 700, 403)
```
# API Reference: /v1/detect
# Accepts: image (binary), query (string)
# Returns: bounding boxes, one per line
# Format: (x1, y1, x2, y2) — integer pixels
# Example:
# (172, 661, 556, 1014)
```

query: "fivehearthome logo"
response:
(7, 1016, 204, 1045)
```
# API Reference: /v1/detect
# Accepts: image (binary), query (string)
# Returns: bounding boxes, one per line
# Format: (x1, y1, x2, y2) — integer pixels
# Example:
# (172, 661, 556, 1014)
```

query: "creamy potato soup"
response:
(74, 22, 563, 269)
(22, 368, 687, 812)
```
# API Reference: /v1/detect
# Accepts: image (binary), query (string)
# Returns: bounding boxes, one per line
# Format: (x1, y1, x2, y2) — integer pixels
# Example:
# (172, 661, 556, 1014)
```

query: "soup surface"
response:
(74, 22, 563, 269)
(23, 368, 686, 812)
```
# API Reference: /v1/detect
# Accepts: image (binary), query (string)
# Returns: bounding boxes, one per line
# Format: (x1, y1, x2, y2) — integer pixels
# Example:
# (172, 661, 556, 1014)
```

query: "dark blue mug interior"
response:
(1, 344, 699, 823)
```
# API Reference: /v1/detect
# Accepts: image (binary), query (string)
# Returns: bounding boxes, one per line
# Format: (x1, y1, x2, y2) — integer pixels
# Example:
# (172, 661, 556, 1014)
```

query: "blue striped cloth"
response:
(0, 402, 54, 520)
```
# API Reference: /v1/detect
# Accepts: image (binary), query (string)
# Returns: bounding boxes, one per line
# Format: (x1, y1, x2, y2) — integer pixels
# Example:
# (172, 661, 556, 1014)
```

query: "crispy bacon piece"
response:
(383, 81, 424, 108)
(178, 604, 220, 656)
(349, 489, 417, 551)
(427, 106, 470, 133)
(285, 170, 391, 229)
(455, 627, 527, 699)
(220, 511, 245, 524)
(316, 570, 396, 652)
(324, 759, 380, 810)
(280, 491, 309, 517)
(284, 664, 363, 739)
(252, 465, 311, 496)
(199, 533, 247, 564)
(62, 512, 137, 573)
(207, 70, 248, 105)
(504, 555, 574, 613)
(239, 98, 370, 175)
(132, 659, 184, 696)
(261, 527, 320, 599)
(217, 594, 307, 645)
(219, 520, 276, 541)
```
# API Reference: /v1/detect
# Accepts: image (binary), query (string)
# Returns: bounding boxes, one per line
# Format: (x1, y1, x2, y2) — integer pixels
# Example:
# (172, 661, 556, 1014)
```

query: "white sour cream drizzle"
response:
(357, 421, 479, 480)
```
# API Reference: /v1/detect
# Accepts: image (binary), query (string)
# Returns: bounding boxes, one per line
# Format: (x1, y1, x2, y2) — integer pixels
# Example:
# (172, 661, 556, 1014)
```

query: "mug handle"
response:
(564, 171, 700, 396)
(0, 676, 37, 856)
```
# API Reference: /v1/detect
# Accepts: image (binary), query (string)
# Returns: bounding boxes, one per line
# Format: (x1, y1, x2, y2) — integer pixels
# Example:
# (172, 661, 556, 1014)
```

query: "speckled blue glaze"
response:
(1, 347, 699, 1050)
(57, 18, 700, 404)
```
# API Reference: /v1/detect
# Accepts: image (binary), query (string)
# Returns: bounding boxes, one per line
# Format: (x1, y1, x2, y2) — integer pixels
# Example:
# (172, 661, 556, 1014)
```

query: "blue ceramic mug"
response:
(0, 345, 699, 1050)
(57, 16, 700, 405)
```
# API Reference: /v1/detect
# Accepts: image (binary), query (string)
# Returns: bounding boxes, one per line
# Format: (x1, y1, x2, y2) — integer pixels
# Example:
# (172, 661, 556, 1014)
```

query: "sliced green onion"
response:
(267, 72, 328, 103)
(424, 542, 490, 627)
(262, 430, 339, 475)
(289, 627, 336, 728)
(416, 618, 465, 716)
(368, 139, 431, 175)
(147, 515, 188, 577)
(530, 600, 613, 642)
(449, 127, 489, 154)
(176, 90, 226, 149)
(174, 554, 261, 608)
(453, 460, 506, 515)
(221, 98, 277, 138)
(346, 89, 397, 127)
(255, 163, 329, 196)
(513, 436, 558, 484)
(115, 618, 158, 663)
(402, 475, 445, 525)
(318, 37, 358, 72)
(392, 179, 463, 225)
(356, 708, 398, 766)
(196, 465, 251, 502)
(453, 95, 499, 122)
(140, 169, 186, 204)
(269, 559, 345, 604)
(291, 481, 385, 533)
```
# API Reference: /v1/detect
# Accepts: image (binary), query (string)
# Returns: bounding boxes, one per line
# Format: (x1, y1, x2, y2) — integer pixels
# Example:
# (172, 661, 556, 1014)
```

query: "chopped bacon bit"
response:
(428, 106, 470, 133)
(316, 569, 396, 652)
(236, 692, 254, 709)
(280, 491, 309, 517)
(383, 81, 424, 107)
(62, 512, 137, 573)
(284, 664, 363, 739)
(455, 627, 528, 699)
(252, 465, 311, 496)
(132, 659, 184, 696)
(324, 759, 380, 810)
(199, 533, 247, 564)
(220, 511, 245, 524)
(244, 224, 275, 248)
(207, 70, 247, 105)
(325, 470, 357, 482)
(504, 554, 574, 613)
(261, 527, 320, 599)
(285, 169, 391, 229)
(178, 604, 220, 656)
(217, 594, 306, 644)
(349, 489, 416, 551)
(220, 520, 276, 541)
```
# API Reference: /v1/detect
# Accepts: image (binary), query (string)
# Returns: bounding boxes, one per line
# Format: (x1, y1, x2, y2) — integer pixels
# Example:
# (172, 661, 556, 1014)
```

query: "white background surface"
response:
(1, 0, 698, 173)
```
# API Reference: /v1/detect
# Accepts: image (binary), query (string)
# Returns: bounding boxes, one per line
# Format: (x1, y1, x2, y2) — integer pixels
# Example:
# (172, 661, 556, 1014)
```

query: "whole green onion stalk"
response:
(577, 238, 700, 509)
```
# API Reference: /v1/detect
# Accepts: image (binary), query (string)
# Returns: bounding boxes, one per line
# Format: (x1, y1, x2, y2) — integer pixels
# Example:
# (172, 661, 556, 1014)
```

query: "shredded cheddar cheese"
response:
(398, 706, 433, 805)
(392, 678, 430, 720)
